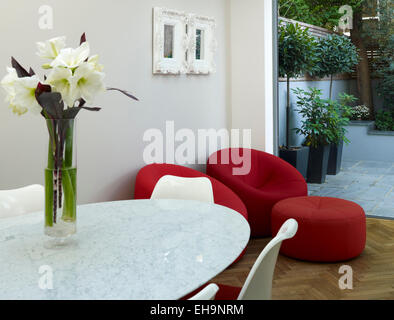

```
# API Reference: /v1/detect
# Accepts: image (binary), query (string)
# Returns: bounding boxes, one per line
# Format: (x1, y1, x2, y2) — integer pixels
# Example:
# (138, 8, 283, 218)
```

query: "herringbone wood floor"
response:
(212, 218, 394, 299)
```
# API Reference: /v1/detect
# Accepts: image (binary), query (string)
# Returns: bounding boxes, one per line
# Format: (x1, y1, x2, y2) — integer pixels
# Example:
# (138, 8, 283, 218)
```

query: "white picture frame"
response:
(186, 14, 217, 74)
(153, 7, 188, 74)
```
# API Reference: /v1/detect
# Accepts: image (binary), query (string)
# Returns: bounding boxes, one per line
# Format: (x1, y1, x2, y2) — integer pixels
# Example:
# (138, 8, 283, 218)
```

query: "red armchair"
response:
(207, 148, 307, 237)
(134, 163, 248, 221)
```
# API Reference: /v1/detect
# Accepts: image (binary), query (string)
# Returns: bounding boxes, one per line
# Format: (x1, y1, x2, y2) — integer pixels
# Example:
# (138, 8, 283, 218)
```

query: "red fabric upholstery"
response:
(181, 283, 241, 300)
(215, 284, 242, 300)
(134, 163, 248, 221)
(207, 148, 308, 237)
(271, 196, 366, 262)
(134, 164, 249, 263)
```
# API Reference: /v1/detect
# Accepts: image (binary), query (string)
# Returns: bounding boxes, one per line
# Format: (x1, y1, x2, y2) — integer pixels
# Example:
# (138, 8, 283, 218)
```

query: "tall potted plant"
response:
(293, 87, 334, 184)
(278, 22, 317, 178)
(310, 34, 358, 176)
(326, 93, 354, 175)
(312, 34, 359, 99)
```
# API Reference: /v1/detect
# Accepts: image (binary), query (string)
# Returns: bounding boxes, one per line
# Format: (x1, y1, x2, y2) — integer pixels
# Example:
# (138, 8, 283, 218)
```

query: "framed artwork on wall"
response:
(153, 8, 217, 75)
(186, 14, 217, 74)
(153, 7, 188, 74)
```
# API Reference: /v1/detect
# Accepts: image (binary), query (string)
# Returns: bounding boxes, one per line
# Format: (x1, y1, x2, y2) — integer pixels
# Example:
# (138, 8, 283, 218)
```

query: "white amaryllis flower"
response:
(46, 62, 105, 107)
(36, 36, 66, 60)
(1, 68, 41, 115)
(0, 67, 27, 115)
(46, 67, 75, 107)
(1, 67, 18, 101)
(8, 75, 41, 115)
(72, 62, 105, 104)
(50, 42, 90, 69)
(12, 76, 41, 114)
(88, 55, 104, 72)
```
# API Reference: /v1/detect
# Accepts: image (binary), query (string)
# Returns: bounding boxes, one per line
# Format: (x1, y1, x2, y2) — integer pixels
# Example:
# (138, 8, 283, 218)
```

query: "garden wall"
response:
(342, 121, 394, 161)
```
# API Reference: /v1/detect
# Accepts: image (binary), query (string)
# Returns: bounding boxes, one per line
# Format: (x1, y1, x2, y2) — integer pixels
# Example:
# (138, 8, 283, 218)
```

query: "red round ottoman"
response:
(271, 197, 366, 262)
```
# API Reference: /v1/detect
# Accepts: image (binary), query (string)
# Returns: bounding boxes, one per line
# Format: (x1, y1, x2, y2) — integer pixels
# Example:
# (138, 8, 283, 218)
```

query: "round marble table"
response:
(0, 199, 250, 300)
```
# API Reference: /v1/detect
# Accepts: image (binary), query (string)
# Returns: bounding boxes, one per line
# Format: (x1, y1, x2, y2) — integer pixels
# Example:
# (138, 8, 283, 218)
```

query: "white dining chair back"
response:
(188, 284, 219, 300)
(150, 175, 214, 204)
(0, 184, 45, 219)
(238, 219, 298, 300)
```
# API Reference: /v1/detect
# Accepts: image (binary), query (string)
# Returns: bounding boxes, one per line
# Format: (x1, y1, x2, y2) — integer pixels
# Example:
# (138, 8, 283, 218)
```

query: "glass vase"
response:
(44, 119, 77, 244)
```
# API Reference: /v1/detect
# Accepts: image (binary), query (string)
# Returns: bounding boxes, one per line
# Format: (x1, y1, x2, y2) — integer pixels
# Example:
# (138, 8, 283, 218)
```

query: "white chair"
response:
(188, 284, 219, 300)
(0, 184, 45, 219)
(210, 218, 298, 300)
(150, 175, 214, 203)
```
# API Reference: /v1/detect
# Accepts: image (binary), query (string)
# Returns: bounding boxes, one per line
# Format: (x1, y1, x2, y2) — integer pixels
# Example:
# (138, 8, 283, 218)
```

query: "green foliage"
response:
(293, 87, 350, 148)
(279, 0, 341, 30)
(311, 34, 359, 78)
(311, 34, 359, 99)
(338, 93, 358, 119)
(278, 22, 317, 79)
(375, 109, 394, 131)
(329, 96, 352, 144)
(361, 0, 394, 108)
(280, 0, 392, 110)
(338, 92, 358, 107)
(293, 87, 333, 147)
(338, 93, 371, 122)
(376, 69, 394, 109)
(279, 0, 363, 30)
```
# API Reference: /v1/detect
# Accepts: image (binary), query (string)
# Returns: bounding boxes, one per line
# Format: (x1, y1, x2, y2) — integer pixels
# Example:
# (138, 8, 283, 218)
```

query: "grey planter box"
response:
(343, 121, 394, 161)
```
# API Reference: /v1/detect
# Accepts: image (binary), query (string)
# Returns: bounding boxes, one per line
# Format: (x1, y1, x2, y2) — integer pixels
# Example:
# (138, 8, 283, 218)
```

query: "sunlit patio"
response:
(308, 160, 394, 219)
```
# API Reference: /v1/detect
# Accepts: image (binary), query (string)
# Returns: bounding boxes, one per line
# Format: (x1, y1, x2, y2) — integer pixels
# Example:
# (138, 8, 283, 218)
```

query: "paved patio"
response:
(308, 160, 394, 219)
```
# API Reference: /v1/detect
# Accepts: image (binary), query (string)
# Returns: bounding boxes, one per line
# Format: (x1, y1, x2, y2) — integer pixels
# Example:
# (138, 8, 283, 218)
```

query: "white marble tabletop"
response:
(0, 199, 250, 300)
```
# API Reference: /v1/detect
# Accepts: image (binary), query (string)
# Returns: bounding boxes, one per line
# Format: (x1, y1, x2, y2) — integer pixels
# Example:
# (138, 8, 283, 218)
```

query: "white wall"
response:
(0, 0, 229, 204)
(229, 0, 274, 152)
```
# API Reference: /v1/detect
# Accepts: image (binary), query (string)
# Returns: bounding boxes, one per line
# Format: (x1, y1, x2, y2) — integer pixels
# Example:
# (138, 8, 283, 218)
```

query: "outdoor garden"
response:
(278, 0, 393, 218)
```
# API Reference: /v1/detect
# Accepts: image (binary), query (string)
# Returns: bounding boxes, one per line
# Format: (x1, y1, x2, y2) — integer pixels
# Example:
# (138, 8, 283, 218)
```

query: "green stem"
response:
(45, 168, 54, 227)
(62, 122, 76, 221)
(61, 167, 77, 221)
(65, 122, 74, 168)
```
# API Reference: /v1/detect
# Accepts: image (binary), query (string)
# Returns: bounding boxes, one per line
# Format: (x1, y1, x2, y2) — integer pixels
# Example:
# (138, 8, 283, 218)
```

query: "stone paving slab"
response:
(308, 160, 394, 219)
(388, 166, 394, 175)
